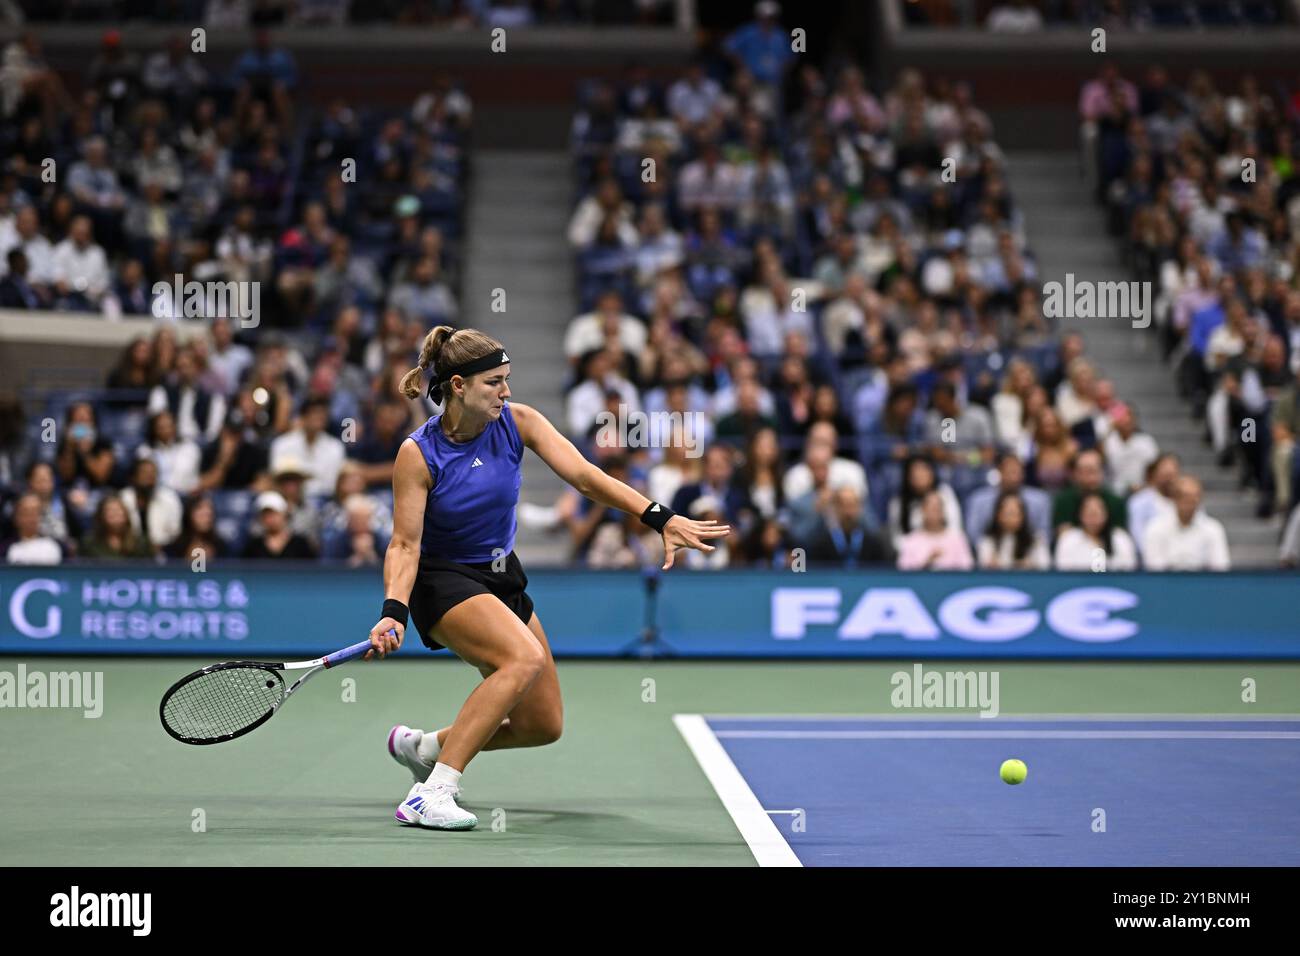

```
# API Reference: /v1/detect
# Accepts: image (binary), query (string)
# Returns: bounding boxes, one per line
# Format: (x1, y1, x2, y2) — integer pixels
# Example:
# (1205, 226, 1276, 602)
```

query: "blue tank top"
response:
(409, 401, 523, 562)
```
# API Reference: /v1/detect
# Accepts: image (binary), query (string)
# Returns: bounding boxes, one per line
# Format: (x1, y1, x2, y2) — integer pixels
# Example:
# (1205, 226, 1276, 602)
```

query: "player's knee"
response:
(503, 644, 546, 692)
(532, 714, 562, 746)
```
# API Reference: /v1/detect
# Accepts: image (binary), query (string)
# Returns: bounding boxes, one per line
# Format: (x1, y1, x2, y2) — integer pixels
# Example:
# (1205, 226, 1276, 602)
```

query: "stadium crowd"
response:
(1, 0, 680, 28)
(550, 7, 1238, 571)
(0, 24, 471, 565)
(1083, 61, 1300, 559)
(2, 7, 1288, 571)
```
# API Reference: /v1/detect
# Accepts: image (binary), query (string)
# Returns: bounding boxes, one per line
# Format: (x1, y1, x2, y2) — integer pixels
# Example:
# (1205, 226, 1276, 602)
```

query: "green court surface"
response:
(2, 657, 1297, 866)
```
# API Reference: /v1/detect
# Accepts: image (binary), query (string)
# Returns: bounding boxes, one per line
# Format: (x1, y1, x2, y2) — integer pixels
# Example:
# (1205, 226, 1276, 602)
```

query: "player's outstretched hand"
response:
(662, 516, 731, 570)
(365, 620, 404, 660)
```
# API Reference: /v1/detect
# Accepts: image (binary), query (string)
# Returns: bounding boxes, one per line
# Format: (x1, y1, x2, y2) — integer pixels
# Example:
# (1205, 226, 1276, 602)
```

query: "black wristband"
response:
(640, 501, 676, 533)
(382, 598, 409, 628)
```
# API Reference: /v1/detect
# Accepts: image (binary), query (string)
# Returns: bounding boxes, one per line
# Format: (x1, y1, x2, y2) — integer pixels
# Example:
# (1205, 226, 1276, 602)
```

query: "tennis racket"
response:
(159, 636, 382, 745)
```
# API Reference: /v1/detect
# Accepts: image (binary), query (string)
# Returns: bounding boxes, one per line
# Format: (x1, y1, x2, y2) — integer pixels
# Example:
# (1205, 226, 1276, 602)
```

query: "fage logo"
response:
(772, 585, 1139, 643)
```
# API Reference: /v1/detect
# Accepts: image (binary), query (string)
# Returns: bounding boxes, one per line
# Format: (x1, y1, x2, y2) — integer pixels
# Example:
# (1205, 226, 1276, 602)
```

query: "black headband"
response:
(426, 348, 510, 403)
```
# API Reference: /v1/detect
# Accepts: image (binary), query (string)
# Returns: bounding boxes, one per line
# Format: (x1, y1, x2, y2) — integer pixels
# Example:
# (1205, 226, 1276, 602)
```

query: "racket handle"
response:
(325, 638, 381, 668)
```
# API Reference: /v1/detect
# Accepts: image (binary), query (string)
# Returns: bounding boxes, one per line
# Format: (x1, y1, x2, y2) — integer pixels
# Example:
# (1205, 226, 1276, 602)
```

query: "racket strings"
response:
(162, 666, 283, 741)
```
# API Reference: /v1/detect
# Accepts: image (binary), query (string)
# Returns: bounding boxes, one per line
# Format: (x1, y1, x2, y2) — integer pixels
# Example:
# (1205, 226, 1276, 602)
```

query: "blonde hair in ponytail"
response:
(400, 326, 504, 404)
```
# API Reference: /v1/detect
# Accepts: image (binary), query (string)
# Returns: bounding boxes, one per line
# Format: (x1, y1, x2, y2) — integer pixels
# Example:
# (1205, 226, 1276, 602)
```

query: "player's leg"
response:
(420, 593, 548, 771)
(391, 593, 544, 829)
(431, 611, 562, 752)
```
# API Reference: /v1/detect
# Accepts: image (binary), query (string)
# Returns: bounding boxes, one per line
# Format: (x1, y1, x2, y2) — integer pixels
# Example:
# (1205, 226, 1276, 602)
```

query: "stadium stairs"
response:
(461, 150, 575, 565)
(1005, 149, 1278, 567)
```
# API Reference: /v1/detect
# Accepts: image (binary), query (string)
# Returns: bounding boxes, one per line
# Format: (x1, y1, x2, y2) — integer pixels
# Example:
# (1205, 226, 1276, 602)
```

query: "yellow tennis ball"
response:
(1000, 759, 1028, 785)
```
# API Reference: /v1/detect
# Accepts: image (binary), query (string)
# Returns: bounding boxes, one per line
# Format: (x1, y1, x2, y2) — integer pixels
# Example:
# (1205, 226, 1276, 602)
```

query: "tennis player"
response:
(366, 326, 730, 829)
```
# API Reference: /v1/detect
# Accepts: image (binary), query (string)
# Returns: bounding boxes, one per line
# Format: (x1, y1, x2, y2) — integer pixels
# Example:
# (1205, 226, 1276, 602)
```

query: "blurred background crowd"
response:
(2, 1, 1298, 570)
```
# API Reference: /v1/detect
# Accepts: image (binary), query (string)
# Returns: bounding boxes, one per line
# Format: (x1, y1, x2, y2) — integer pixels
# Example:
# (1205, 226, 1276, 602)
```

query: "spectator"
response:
(716, 378, 780, 449)
(807, 485, 893, 567)
(0, 248, 42, 309)
(320, 463, 389, 557)
(566, 348, 641, 437)
(67, 137, 127, 220)
(1271, 362, 1300, 513)
(323, 494, 388, 567)
(1054, 491, 1138, 571)
(1128, 453, 1181, 560)
(568, 178, 637, 249)
(268, 458, 322, 544)
(50, 215, 110, 311)
(1055, 357, 1098, 430)
(1051, 448, 1126, 537)
(241, 490, 315, 559)
(722, 2, 795, 93)
(2, 492, 62, 565)
(739, 426, 786, 521)
(349, 400, 412, 488)
(977, 490, 1050, 570)
(990, 358, 1037, 449)
(647, 430, 700, 514)
(119, 456, 183, 553)
(169, 494, 227, 564)
(269, 397, 345, 497)
(148, 346, 226, 446)
(22, 460, 70, 544)
(201, 320, 249, 399)
(896, 489, 974, 570)
(925, 380, 995, 477)
(784, 421, 867, 501)
(1103, 403, 1159, 496)
(888, 455, 962, 548)
(142, 34, 208, 111)
(563, 289, 647, 366)
(1142, 476, 1231, 571)
(0, 207, 54, 294)
(107, 337, 159, 391)
(197, 407, 268, 491)
(964, 451, 1052, 544)
(80, 494, 153, 560)
(144, 409, 202, 494)
(670, 444, 753, 525)
(54, 402, 118, 501)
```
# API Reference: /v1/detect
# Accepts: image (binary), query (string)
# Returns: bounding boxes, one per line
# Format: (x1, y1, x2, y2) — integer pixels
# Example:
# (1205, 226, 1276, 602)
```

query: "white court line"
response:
(712, 738, 1300, 743)
(704, 713, 1300, 722)
(673, 714, 801, 868)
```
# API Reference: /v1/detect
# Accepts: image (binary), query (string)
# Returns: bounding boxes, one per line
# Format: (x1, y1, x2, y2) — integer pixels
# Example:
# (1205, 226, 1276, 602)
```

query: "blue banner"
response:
(656, 570, 1300, 658)
(0, 564, 642, 658)
(0, 565, 1296, 659)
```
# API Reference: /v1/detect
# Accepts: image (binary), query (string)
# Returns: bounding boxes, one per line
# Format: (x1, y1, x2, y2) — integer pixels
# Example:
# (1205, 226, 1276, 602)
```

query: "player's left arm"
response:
(510, 401, 730, 569)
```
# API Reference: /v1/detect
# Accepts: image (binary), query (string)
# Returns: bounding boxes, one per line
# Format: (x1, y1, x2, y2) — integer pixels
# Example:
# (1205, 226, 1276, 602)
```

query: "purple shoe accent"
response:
(387, 725, 400, 757)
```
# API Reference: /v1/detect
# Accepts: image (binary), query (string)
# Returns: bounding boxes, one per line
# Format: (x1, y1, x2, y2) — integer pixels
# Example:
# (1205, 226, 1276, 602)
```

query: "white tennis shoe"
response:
(394, 782, 478, 830)
(387, 724, 432, 783)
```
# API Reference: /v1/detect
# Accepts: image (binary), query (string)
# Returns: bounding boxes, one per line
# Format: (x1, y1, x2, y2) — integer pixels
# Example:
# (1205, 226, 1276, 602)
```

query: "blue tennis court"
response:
(676, 715, 1300, 867)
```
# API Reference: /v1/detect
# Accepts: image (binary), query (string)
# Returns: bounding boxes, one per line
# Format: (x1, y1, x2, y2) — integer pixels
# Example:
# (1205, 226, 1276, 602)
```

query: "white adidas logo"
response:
(501, 352, 509, 362)
(471, 457, 484, 468)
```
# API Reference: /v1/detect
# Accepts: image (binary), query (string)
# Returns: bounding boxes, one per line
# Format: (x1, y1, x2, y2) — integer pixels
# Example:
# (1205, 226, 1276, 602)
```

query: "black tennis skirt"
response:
(408, 550, 534, 651)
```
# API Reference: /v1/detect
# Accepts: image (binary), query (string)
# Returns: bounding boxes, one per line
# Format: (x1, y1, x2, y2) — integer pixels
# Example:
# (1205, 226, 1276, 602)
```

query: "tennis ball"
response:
(1000, 759, 1027, 785)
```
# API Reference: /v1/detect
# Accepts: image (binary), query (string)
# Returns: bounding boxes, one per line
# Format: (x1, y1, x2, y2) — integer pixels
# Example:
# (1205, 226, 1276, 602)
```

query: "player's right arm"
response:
(366, 438, 430, 660)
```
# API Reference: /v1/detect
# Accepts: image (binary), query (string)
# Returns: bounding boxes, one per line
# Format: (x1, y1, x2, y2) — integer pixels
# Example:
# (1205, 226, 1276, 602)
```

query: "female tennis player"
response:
(366, 325, 730, 829)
